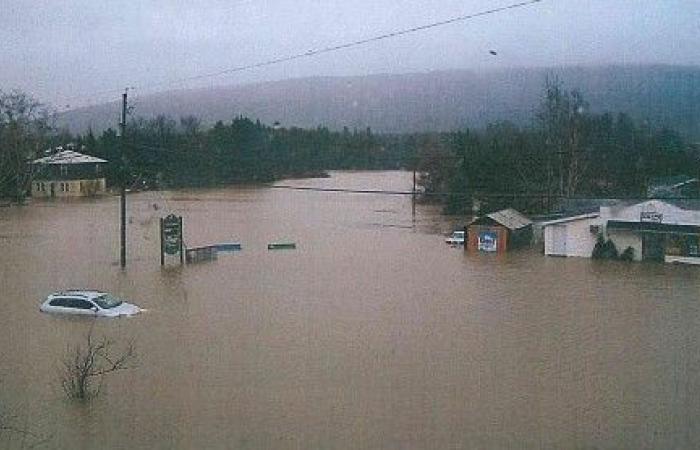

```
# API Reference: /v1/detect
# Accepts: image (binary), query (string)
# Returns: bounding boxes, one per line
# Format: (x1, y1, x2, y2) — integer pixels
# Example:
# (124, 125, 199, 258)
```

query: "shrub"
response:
(60, 326, 136, 401)
(592, 235, 619, 260)
(619, 246, 635, 261)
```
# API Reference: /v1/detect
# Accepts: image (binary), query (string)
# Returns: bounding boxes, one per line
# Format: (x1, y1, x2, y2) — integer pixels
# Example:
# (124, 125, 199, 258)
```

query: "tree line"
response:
(2, 82, 698, 213)
(64, 116, 412, 190)
(412, 79, 700, 214)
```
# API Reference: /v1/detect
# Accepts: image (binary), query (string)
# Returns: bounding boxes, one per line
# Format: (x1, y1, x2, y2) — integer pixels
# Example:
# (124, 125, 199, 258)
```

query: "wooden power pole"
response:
(412, 157, 417, 219)
(120, 90, 127, 268)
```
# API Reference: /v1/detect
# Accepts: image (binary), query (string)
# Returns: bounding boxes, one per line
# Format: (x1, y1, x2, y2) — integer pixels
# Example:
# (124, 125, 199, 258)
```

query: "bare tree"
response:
(59, 326, 136, 401)
(0, 89, 55, 201)
(536, 77, 590, 198)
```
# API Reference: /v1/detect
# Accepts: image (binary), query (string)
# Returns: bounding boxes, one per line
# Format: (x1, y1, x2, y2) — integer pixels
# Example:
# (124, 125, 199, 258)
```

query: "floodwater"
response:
(1, 171, 700, 449)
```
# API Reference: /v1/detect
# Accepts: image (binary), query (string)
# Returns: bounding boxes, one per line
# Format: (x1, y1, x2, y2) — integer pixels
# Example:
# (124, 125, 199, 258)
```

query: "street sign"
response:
(160, 214, 183, 264)
(640, 211, 663, 223)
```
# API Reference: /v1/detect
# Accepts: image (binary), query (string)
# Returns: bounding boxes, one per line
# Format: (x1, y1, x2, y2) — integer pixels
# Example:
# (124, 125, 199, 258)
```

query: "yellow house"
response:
(31, 150, 108, 198)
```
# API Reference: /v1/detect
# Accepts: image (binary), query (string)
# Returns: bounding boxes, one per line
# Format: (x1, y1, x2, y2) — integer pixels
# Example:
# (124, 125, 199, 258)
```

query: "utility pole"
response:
(120, 90, 127, 268)
(412, 157, 417, 220)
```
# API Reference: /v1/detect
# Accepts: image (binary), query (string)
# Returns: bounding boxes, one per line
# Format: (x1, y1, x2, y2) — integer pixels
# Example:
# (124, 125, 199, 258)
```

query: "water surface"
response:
(1, 171, 699, 449)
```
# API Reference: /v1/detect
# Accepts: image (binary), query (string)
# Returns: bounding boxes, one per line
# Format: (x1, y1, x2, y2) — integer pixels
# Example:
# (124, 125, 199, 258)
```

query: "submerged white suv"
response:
(40, 290, 140, 317)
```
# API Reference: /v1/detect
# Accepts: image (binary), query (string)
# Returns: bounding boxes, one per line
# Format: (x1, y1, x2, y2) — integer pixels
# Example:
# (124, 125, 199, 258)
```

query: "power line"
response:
(59, 0, 544, 108)
(144, 0, 543, 92)
(271, 185, 550, 198)
(269, 185, 700, 201)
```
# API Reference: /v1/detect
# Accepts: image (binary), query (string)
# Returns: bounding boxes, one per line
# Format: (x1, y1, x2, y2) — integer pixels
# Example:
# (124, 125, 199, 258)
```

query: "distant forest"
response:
(81, 117, 408, 189)
(2, 81, 699, 214)
(414, 80, 700, 214)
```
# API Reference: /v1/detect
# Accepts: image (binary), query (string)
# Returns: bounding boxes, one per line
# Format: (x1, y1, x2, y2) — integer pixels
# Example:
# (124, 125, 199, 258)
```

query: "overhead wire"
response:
(140, 0, 543, 93)
(56, 0, 545, 109)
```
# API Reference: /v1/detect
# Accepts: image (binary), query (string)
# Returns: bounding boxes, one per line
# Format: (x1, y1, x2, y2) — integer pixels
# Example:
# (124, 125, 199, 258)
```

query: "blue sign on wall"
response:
(478, 231, 498, 252)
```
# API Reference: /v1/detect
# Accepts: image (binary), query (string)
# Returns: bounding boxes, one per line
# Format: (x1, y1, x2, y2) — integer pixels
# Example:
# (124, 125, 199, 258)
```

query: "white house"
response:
(31, 150, 107, 198)
(542, 200, 700, 265)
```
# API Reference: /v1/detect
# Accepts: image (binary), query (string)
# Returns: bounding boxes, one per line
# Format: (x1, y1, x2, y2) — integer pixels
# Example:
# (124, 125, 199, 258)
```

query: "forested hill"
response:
(58, 65, 700, 139)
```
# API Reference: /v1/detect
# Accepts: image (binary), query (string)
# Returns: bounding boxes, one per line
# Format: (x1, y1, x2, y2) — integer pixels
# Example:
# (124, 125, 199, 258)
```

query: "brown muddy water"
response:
(1, 171, 700, 449)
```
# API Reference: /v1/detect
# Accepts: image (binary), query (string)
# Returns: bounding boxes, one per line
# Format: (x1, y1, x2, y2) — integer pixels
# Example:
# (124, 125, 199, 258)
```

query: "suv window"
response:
(49, 297, 70, 307)
(65, 298, 94, 309)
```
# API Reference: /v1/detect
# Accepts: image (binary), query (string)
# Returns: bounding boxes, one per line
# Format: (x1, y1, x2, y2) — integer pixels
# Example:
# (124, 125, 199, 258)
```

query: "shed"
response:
(466, 208, 532, 253)
(541, 213, 600, 257)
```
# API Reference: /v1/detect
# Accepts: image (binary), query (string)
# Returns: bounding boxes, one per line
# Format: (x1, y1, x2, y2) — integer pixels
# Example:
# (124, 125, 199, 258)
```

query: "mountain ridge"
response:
(57, 65, 700, 138)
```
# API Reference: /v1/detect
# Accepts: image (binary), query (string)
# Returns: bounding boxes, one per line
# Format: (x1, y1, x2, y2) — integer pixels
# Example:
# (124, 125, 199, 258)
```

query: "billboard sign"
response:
(478, 231, 498, 252)
(162, 214, 182, 256)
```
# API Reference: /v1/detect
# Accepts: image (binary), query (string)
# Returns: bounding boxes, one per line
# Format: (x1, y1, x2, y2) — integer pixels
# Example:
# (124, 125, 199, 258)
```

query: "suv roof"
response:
(49, 290, 105, 300)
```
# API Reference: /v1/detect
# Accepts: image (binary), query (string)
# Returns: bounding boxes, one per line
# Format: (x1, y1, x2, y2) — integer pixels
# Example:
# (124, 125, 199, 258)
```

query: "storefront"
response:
(602, 200, 700, 264)
(607, 221, 700, 264)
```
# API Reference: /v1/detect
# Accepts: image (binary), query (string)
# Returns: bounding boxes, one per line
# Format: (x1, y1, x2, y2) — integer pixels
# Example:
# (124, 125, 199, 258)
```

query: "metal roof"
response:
(485, 208, 532, 230)
(540, 213, 600, 227)
(32, 150, 107, 165)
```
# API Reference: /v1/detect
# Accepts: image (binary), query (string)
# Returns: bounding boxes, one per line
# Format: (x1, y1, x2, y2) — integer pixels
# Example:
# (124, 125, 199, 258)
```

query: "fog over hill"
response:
(58, 65, 700, 138)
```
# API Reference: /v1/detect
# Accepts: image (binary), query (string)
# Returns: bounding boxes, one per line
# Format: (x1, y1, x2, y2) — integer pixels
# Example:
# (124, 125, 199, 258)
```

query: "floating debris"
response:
(267, 242, 296, 250)
(185, 246, 218, 263)
(215, 242, 242, 252)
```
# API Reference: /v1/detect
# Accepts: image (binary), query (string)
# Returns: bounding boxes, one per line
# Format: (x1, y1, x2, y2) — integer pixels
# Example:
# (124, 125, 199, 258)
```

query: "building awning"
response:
(607, 220, 700, 235)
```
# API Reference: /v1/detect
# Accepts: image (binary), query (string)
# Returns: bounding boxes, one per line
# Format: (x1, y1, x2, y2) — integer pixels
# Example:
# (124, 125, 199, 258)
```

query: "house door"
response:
(642, 234, 665, 262)
(552, 225, 567, 256)
(50, 183, 55, 197)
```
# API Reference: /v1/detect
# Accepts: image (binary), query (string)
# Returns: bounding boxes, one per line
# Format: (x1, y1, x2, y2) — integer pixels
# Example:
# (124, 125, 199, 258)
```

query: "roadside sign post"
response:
(160, 214, 184, 265)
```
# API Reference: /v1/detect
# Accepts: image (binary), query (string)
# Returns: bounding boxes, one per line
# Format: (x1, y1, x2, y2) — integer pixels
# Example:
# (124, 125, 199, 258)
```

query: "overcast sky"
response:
(1, 0, 698, 109)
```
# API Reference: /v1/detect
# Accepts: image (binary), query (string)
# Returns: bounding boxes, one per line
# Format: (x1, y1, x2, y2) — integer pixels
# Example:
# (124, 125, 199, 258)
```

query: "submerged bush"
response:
(60, 326, 136, 401)
(592, 235, 619, 260)
(619, 246, 635, 261)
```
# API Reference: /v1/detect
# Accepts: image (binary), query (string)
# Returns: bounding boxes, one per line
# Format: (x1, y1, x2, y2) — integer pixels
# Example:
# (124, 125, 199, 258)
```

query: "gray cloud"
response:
(1, 0, 698, 108)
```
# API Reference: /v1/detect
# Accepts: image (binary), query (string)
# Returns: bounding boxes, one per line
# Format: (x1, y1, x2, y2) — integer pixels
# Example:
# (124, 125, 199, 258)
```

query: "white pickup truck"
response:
(445, 230, 465, 246)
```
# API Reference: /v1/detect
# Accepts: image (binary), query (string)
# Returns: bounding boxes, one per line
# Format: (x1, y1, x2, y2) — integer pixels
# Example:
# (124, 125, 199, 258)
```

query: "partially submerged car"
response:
(445, 230, 465, 246)
(40, 290, 140, 317)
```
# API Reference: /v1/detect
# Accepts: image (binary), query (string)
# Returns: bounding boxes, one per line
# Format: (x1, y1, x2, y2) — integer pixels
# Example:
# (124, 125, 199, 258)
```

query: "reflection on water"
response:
(1, 171, 700, 449)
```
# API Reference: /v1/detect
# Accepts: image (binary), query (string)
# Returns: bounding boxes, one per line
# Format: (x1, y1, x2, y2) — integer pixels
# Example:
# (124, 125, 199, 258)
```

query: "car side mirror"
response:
(91, 306, 98, 313)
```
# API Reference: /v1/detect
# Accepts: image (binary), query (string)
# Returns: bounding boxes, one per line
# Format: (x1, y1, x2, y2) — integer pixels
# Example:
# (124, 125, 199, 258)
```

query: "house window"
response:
(79, 182, 83, 192)
(65, 183, 70, 192)
(36, 183, 41, 191)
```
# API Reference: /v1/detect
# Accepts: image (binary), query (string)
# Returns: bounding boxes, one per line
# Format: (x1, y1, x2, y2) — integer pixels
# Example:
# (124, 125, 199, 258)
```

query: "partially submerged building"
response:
(542, 200, 700, 264)
(466, 208, 532, 253)
(542, 213, 600, 257)
(31, 150, 108, 198)
(647, 176, 699, 199)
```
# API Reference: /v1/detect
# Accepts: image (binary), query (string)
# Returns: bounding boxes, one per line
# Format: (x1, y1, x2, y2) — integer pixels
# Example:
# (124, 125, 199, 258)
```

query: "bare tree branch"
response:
(59, 324, 137, 401)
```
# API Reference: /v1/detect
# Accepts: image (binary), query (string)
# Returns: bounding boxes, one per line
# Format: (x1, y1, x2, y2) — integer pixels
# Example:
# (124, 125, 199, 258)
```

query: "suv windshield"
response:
(94, 294, 123, 309)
